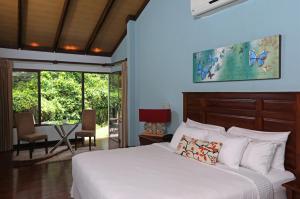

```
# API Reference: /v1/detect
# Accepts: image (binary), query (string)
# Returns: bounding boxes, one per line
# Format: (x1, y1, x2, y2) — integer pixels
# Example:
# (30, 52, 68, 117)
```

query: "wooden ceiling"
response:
(0, 0, 149, 57)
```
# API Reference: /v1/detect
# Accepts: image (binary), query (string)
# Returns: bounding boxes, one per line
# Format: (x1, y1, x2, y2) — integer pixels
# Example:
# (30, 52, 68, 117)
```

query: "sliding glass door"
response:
(84, 73, 109, 139)
(108, 72, 122, 147)
(13, 70, 109, 129)
(13, 69, 121, 149)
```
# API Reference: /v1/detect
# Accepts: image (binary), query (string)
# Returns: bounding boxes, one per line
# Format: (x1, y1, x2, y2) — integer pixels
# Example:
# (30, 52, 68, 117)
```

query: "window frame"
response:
(13, 68, 109, 126)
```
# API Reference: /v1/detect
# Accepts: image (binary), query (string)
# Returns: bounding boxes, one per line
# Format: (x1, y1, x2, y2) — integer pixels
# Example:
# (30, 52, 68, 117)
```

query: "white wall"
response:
(0, 48, 113, 73)
(0, 48, 111, 64)
(13, 61, 112, 73)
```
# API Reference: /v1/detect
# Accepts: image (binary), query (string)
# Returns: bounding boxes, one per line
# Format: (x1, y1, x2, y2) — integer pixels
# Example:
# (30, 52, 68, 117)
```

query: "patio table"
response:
(49, 122, 79, 154)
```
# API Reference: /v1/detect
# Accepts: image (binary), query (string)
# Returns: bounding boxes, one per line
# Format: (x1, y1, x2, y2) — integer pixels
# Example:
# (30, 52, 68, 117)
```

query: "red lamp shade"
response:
(139, 109, 171, 123)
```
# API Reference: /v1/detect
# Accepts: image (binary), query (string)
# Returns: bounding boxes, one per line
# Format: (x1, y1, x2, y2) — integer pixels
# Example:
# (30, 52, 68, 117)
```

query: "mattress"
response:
(71, 143, 295, 199)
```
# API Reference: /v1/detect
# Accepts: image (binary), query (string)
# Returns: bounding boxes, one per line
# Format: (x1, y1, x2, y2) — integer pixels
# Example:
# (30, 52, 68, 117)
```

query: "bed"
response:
(71, 92, 300, 199)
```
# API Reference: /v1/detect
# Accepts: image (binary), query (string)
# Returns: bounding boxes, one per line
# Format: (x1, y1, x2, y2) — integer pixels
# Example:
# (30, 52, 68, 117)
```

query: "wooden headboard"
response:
(183, 92, 300, 176)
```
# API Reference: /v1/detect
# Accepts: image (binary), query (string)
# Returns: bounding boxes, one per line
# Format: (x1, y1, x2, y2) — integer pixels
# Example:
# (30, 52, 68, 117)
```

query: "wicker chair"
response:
(75, 110, 96, 151)
(15, 112, 48, 159)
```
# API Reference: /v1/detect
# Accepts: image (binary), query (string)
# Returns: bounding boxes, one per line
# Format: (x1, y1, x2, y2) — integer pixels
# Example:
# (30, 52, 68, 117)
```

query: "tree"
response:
(13, 71, 118, 127)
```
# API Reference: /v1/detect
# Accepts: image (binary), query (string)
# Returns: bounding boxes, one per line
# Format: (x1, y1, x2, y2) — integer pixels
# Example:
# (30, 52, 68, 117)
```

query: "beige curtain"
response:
(0, 59, 13, 152)
(120, 61, 128, 148)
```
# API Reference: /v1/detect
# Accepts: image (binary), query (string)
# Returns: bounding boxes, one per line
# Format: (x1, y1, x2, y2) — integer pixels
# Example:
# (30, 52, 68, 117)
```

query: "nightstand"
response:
(139, 134, 173, 146)
(283, 180, 300, 199)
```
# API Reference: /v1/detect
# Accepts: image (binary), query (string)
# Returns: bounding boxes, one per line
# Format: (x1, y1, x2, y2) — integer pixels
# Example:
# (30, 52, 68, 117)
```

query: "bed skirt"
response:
(70, 183, 81, 199)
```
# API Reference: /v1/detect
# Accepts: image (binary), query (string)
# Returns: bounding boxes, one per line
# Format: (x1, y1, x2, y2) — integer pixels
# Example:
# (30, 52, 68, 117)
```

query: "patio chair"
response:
(75, 109, 96, 151)
(15, 112, 48, 159)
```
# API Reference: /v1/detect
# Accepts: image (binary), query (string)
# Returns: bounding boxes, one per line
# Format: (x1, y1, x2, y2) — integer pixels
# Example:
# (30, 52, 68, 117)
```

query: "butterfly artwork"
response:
(193, 35, 280, 83)
(239, 47, 244, 54)
(208, 55, 218, 66)
(214, 64, 221, 72)
(262, 65, 272, 73)
(208, 71, 215, 79)
(249, 50, 268, 66)
(197, 63, 212, 80)
(217, 49, 225, 58)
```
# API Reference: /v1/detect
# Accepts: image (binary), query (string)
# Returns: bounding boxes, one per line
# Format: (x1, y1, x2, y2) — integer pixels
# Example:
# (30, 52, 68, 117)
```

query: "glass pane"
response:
(109, 73, 121, 119)
(109, 72, 122, 142)
(84, 73, 109, 138)
(41, 71, 82, 124)
(13, 71, 39, 122)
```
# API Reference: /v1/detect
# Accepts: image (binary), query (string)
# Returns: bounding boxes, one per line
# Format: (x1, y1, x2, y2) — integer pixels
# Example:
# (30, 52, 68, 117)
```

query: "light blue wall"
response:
(112, 36, 127, 62)
(126, 21, 139, 146)
(113, 0, 300, 146)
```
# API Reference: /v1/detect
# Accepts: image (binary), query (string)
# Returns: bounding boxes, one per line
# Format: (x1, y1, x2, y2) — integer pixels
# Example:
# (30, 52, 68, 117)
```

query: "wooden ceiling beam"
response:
(84, 0, 116, 54)
(53, 0, 71, 51)
(18, 0, 25, 49)
(12, 0, 150, 57)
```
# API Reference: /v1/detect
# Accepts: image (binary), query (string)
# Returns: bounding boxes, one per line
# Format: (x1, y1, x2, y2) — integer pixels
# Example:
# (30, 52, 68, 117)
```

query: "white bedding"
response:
(71, 143, 294, 199)
(265, 169, 295, 199)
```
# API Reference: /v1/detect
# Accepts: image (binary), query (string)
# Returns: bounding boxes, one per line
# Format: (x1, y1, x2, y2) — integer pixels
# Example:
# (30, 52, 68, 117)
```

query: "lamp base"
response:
(144, 122, 166, 132)
(142, 131, 165, 137)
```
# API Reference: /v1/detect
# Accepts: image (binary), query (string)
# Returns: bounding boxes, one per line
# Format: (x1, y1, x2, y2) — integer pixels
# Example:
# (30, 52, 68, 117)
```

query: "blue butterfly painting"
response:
(197, 63, 212, 80)
(208, 55, 218, 66)
(249, 50, 268, 66)
(193, 35, 280, 83)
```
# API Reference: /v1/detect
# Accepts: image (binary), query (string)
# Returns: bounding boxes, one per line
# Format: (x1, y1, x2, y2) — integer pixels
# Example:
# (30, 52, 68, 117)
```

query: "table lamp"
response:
(139, 109, 171, 137)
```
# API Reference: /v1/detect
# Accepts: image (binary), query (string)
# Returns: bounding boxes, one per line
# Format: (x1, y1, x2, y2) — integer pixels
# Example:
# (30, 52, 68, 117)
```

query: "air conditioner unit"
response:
(191, 0, 248, 17)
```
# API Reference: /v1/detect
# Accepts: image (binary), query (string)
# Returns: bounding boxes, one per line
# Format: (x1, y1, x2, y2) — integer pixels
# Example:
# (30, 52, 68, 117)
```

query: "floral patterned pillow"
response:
(176, 135, 222, 165)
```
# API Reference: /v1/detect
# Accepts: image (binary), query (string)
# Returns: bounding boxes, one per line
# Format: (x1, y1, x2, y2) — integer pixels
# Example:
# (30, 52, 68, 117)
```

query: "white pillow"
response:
(170, 122, 209, 149)
(186, 118, 226, 134)
(208, 133, 249, 169)
(241, 141, 278, 175)
(227, 126, 290, 171)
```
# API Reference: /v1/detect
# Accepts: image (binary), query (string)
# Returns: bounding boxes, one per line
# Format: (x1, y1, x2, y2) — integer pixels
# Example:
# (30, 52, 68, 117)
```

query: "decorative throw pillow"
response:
(176, 135, 222, 165)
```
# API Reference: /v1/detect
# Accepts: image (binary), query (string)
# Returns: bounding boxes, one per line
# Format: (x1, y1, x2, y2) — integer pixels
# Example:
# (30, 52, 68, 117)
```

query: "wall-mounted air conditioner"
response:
(191, 0, 248, 17)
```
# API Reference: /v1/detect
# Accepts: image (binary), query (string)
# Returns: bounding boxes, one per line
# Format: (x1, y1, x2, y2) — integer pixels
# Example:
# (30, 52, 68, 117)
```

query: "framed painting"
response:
(193, 35, 281, 83)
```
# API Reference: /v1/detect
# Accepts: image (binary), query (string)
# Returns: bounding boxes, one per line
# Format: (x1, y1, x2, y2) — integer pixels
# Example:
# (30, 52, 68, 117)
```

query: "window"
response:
(108, 72, 122, 140)
(109, 73, 122, 119)
(84, 73, 109, 126)
(12, 70, 112, 130)
(13, 71, 39, 122)
(41, 71, 82, 124)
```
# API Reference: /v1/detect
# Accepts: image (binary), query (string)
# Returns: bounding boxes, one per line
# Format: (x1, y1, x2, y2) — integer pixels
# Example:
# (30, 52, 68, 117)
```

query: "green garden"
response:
(13, 71, 121, 127)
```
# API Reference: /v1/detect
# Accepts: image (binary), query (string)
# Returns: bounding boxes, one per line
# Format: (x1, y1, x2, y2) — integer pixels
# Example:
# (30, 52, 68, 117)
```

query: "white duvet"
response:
(71, 143, 274, 199)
